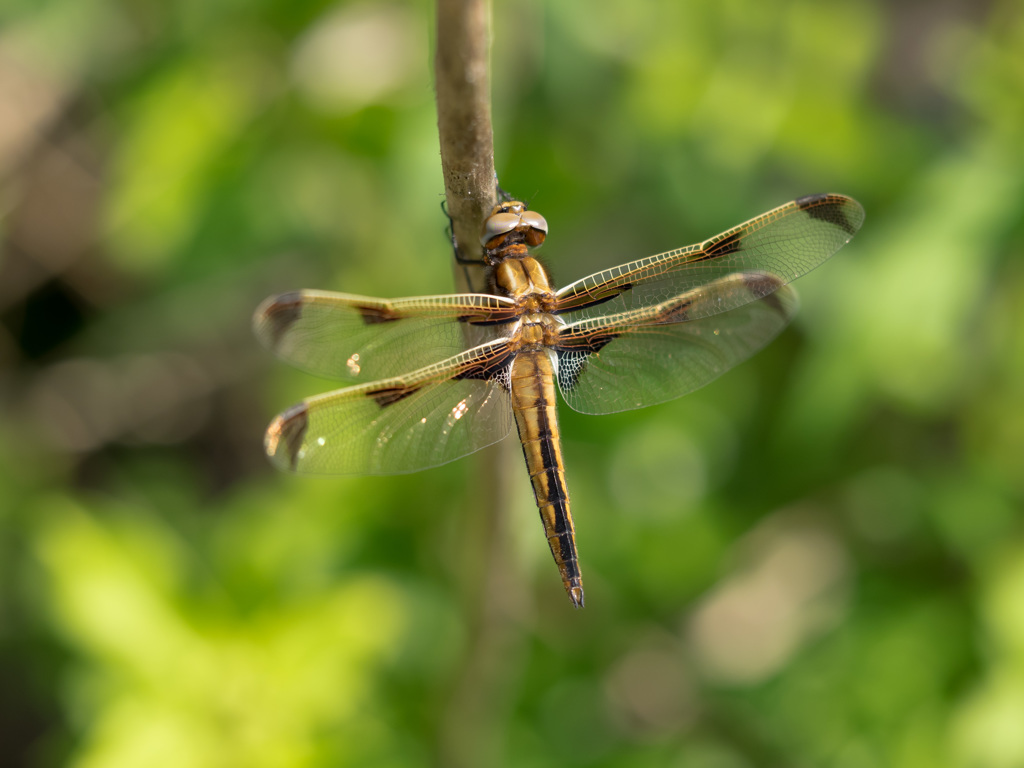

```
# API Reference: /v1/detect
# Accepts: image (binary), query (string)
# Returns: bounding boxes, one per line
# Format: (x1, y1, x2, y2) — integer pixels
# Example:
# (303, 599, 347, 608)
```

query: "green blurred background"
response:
(2, 0, 1023, 766)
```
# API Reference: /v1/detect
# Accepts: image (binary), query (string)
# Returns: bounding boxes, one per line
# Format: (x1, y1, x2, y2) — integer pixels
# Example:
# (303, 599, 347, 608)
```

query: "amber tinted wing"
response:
(554, 194, 862, 321)
(555, 273, 798, 415)
(254, 290, 518, 383)
(265, 338, 515, 475)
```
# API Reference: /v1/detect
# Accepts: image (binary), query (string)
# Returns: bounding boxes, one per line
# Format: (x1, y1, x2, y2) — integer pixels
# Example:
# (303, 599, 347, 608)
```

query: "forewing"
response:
(556, 273, 799, 415)
(265, 338, 515, 475)
(555, 193, 862, 321)
(254, 289, 518, 383)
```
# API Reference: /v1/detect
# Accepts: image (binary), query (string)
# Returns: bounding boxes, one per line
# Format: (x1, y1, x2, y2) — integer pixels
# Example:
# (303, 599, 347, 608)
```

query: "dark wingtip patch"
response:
(796, 193, 860, 237)
(741, 272, 786, 296)
(266, 403, 309, 471)
(795, 192, 829, 208)
(258, 291, 304, 347)
(742, 273, 788, 313)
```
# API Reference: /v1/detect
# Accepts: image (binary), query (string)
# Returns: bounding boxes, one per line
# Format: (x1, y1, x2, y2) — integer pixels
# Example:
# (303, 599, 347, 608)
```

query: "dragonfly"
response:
(254, 193, 864, 607)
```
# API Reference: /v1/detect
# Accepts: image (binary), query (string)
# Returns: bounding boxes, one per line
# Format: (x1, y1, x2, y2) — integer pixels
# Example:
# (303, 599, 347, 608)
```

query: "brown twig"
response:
(434, 1, 526, 766)
(435, 0, 496, 291)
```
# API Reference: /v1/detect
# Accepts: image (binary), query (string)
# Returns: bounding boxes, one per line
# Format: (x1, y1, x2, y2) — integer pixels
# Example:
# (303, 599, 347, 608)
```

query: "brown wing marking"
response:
(367, 385, 421, 407)
(700, 229, 743, 258)
(356, 305, 403, 324)
(364, 344, 514, 407)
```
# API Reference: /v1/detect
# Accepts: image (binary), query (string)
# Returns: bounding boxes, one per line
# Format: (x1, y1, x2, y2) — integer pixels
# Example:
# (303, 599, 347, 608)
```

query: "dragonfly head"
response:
(480, 201, 548, 251)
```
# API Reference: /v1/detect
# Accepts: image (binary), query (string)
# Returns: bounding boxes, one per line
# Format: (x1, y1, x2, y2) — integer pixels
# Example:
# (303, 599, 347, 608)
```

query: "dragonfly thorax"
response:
(509, 313, 562, 351)
(493, 256, 558, 309)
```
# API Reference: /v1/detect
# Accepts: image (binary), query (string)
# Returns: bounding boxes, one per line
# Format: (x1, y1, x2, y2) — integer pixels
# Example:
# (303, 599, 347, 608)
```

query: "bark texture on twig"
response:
(436, 0, 497, 291)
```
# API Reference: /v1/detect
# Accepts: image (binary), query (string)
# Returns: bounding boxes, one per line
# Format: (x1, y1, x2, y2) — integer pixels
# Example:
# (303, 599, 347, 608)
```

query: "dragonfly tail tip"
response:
(568, 585, 585, 608)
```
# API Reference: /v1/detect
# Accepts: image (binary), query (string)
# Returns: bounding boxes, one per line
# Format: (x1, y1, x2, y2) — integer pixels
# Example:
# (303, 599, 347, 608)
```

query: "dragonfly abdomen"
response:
(509, 349, 584, 607)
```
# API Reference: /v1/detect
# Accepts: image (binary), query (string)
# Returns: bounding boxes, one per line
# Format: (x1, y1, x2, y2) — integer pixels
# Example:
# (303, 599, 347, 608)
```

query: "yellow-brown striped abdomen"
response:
(509, 348, 583, 607)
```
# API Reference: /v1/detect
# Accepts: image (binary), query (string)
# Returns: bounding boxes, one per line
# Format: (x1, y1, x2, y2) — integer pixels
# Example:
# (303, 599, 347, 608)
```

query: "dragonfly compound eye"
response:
(480, 212, 522, 248)
(520, 210, 548, 246)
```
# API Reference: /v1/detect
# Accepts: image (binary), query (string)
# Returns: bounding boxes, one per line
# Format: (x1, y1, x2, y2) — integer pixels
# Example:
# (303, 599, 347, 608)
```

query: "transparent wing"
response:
(253, 290, 518, 383)
(555, 194, 862, 322)
(556, 273, 799, 415)
(265, 338, 515, 475)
